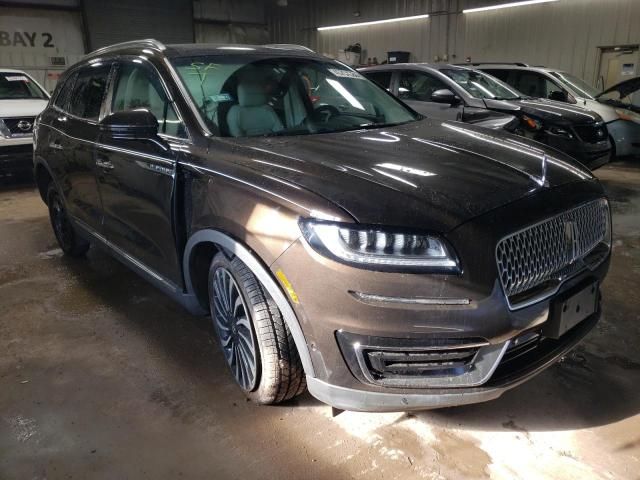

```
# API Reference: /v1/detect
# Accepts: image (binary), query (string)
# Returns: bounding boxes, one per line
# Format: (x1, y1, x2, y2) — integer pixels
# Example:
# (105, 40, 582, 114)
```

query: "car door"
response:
(60, 62, 113, 231)
(510, 70, 568, 102)
(363, 70, 393, 91)
(96, 58, 188, 285)
(396, 70, 463, 120)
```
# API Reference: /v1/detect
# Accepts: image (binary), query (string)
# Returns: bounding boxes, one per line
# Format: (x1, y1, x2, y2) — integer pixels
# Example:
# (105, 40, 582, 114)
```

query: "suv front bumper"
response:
(307, 308, 597, 412)
(0, 137, 34, 179)
(272, 183, 609, 411)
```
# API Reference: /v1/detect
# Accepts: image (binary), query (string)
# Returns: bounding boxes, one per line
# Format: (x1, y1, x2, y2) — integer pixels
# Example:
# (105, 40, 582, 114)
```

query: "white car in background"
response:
(475, 64, 640, 158)
(0, 69, 50, 180)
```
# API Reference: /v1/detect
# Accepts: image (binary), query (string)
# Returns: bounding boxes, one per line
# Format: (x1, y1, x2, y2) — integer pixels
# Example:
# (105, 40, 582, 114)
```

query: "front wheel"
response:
(208, 252, 306, 404)
(47, 183, 90, 257)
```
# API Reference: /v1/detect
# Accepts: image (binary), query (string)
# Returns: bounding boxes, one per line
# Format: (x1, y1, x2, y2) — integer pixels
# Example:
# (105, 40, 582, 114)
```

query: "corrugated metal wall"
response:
(268, 0, 640, 83)
(194, 0, 269, 44)
(82, 0, 194, 51)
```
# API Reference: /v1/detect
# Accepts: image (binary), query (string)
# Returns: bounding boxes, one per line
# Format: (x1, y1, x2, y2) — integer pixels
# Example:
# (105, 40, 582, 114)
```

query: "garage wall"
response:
(194, 0, 269, 45)
(268, 0, 640, 84)
(82, 0, 194, 51)
(0, 5, 85, 92)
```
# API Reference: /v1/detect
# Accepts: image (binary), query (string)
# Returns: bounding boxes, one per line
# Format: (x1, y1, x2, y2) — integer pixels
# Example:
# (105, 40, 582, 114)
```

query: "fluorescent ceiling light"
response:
(463, 0, 558, 14)
(317, 13, 429, 31)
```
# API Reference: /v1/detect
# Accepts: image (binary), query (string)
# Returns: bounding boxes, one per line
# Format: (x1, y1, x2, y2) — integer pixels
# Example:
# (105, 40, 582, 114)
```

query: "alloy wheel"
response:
(212, 267, 258, 391)
(50, 195, 74, 249)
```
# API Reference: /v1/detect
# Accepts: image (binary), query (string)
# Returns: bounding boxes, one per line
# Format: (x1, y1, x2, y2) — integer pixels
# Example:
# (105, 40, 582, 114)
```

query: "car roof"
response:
(359, 63, 485, 73)
(471, 64, 559, 73)
(0, 68, 30, 74)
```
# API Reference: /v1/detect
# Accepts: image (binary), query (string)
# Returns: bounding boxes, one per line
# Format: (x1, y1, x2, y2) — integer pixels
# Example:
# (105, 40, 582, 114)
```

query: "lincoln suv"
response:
(33, 40, 611, 411)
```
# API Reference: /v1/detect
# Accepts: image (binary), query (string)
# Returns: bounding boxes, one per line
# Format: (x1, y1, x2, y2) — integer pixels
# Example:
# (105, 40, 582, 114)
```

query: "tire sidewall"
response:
(47, 184, 71, 253)
(208, 253, 266, 399)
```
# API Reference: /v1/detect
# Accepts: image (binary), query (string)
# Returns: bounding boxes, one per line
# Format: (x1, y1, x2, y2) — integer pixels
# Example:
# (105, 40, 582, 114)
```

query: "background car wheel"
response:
(208, 252, 306, 404)
(47, 183, 90, 257)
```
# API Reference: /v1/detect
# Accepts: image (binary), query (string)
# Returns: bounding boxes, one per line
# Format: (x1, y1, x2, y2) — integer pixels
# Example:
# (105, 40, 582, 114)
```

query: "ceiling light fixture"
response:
(463, 0, 558, 14)
(317, 13, 429, 31)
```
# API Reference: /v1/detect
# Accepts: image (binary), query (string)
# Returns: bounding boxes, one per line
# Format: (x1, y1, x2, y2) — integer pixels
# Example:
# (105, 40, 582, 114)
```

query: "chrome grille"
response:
(1, 117, 35, 136)
(496, 199, 610, 299)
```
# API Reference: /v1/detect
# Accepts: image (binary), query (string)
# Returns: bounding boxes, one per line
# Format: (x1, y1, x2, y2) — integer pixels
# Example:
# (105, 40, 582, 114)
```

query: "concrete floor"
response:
(1, 163, 639, 480)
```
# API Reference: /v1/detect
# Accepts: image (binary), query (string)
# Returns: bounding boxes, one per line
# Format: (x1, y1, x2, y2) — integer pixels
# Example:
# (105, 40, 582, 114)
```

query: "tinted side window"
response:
(111, 62, 185, 138)
(512, 71, 561, 98)
(482, 69, 509, 82)
(53, 72, 77, 111)
(398, 71, 448, 101)
(69, 65, 111, 120)
(364, 71, 392, 89)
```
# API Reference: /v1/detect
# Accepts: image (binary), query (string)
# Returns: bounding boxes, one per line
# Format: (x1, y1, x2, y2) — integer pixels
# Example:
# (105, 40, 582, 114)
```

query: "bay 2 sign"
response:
(0, 31, 55, 48)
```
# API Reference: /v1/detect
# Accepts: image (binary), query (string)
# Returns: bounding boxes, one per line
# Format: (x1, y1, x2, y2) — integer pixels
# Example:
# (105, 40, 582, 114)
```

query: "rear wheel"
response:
(47, 184, 90, 257)
(208, 252, 305, 404)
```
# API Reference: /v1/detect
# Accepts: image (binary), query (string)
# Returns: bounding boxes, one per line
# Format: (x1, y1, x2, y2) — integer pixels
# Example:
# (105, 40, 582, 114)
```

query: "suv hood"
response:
(597, 76, 640, 99)
(0, 99, 49, 117)
(484, 98, 602, 126)
(226, 119, 595, 232)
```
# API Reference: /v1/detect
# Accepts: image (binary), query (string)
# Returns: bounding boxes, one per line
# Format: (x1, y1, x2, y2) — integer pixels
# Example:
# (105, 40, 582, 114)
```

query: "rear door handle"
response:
(49, 142, 64, 151)
(96, 157, 114, 170)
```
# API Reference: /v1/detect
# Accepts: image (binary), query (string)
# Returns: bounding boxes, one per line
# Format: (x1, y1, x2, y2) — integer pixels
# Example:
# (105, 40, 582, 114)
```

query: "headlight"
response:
(548, 126, 574, 139)
(299, 220, 459, 273)
(0, 119, 11, 138)
(522, 115, 542, 131)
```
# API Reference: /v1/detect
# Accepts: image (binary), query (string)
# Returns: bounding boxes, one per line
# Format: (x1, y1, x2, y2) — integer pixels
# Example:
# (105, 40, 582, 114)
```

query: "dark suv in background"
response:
(34, 40, 611, 411)
(360, 63, 611, 170)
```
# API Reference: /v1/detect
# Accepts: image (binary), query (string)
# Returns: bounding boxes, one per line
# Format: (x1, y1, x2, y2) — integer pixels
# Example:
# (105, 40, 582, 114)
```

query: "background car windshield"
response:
(0, 72, 47, 100)
(171, 55, 419, 137)
(440, 69, 521, 100)
(550, 71, 600, 99)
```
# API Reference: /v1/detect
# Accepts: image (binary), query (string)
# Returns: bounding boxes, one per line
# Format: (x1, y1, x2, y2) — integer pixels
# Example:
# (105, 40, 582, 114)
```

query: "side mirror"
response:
(431, 89, 459, 105)
(548, 90, 568, 103)
(100, 109, 159, 139)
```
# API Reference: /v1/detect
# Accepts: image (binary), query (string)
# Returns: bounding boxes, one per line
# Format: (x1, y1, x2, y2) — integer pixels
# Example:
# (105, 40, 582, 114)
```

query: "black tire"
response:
(47, 183, 90, 257)
(208, 252, 306, 404)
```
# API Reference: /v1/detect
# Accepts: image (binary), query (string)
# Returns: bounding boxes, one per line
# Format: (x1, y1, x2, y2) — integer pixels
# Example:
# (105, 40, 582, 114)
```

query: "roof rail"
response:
(86, 38, 167, 58)
(453, 62, 529, 67)
(263, 43, 315, 53)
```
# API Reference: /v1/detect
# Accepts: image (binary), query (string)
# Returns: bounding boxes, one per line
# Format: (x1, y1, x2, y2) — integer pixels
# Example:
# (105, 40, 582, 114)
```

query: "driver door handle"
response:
(96, 157, 114, 171)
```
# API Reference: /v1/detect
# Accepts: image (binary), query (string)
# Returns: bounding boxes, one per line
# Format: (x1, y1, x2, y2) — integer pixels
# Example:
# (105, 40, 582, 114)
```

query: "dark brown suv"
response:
(33, 40, 612, 411)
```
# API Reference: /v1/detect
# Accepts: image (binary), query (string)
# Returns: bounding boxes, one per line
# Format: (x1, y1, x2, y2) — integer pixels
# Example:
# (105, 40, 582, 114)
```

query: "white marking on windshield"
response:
(326, 79, 365, 110)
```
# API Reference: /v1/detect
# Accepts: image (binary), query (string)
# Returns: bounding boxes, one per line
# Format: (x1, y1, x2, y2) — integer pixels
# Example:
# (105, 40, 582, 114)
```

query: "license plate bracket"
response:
(544, 280, 598, 339)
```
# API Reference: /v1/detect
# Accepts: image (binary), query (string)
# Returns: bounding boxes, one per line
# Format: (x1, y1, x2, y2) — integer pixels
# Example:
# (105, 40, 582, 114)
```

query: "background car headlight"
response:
(521, 115, 542, 131)
(299, 220, 459, 273)
(547, 126, 574, 139)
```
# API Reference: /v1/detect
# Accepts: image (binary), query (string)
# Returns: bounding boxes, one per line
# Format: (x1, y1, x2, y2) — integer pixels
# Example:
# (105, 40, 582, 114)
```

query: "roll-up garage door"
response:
(0, 6, 85, 92)
(82, 0, 193, 51)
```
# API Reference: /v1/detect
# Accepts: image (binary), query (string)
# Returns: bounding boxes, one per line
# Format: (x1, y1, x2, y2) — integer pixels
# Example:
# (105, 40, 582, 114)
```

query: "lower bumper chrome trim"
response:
(349, 291, 471, 306)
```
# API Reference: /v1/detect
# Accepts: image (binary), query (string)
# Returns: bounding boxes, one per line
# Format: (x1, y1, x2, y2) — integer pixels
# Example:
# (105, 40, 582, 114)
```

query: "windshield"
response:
(440, 69, 521, 100)
(550, 71, 600, 99)
(0, 72, 48, 100)
(171, 55, 419, 137)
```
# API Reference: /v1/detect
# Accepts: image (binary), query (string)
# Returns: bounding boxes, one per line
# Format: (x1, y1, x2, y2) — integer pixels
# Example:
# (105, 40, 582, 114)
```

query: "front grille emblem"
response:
(564, 220, 579, 263)
(17, 120, 32, 131)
